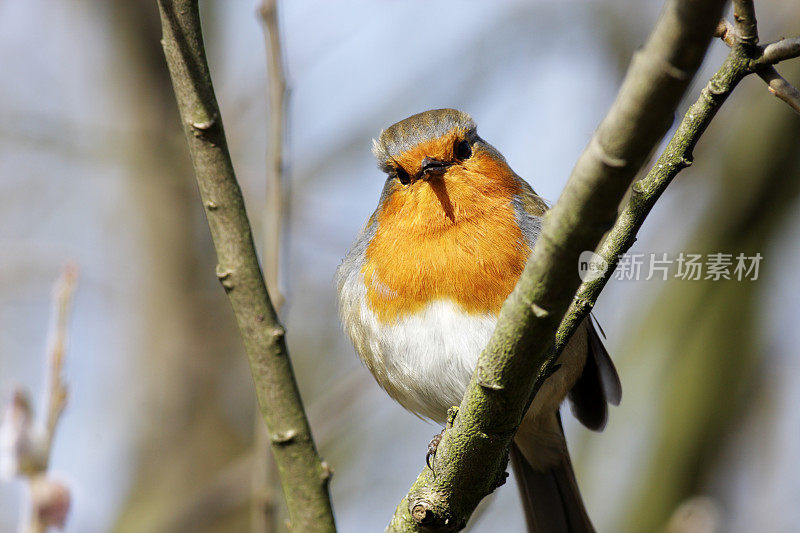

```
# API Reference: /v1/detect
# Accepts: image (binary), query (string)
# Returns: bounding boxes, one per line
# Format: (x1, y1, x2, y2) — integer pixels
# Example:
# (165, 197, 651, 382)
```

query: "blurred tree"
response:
(104, 3, 253, 531)
(622, 60, 800, 533)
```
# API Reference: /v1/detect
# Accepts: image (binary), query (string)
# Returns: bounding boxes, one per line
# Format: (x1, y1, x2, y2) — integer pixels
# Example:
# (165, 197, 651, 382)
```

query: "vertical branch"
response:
(732, 0, 758, 44)
(0, 265, 77, 533)
(28, 265, 77, 533)
(155, 1, 335, 531)
(253, 1, 289, 531)
(259, 0, 288, 312)
(42, 264, 77, 465)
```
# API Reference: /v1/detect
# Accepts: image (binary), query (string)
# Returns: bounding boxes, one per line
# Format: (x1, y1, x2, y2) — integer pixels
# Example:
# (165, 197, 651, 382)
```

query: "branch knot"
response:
(270, 429, 297, 445)
(214, 265, 235, 291)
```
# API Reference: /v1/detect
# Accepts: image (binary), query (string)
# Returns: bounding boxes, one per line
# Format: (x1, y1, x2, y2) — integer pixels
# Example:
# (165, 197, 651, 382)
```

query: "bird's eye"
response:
(395, 167, 411, 185)
(455, 140, 472, 160)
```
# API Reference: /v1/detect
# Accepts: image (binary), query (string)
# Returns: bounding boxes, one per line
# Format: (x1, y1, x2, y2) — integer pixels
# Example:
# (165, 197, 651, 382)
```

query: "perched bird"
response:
(336, 109, 621, 532)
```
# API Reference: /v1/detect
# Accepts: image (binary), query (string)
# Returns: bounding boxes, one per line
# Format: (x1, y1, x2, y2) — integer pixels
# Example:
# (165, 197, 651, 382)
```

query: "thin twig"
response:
(760, 37, 800, 64)
(253, 1, 289, 531)
(555, 49, 751, 367)
(715, 19, 800, 115)
(42, 263, 77, 463)
(758, 66, 800, 114)
(155, 2, 335, 531)
(259, 0, 287, 312)
(15, 264, 77, 533)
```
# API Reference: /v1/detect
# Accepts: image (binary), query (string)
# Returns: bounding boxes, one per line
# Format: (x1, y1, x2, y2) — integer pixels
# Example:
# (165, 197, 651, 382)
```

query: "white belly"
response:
(338, 271, 496, 422)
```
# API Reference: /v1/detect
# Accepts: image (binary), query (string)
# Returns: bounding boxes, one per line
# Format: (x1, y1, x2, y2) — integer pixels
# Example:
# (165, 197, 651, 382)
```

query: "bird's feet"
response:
(426, 429, 445, 471)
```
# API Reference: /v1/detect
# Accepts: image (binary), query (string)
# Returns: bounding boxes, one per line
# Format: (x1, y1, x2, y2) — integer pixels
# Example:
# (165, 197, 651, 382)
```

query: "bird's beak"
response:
(420, 157, 451, 180)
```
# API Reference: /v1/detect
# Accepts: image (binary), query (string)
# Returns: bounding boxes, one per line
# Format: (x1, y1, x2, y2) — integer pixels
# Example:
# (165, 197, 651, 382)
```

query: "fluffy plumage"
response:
(336, 109, 620, 532)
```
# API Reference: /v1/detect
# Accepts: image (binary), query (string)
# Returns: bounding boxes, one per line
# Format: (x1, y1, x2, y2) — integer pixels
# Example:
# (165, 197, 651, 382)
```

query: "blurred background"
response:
(1, 0, 799, 531)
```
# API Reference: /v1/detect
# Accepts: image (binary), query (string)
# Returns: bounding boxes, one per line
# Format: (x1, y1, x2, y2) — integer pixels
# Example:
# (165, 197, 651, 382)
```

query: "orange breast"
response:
(363, 148, 529, 323)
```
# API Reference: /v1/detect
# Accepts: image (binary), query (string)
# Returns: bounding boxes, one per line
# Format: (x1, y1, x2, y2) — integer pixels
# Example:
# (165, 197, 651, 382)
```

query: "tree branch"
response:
(556, 36, 754, 364)
(42, 263, 76, 466)
(29, 265, 78, 533)
(388, 0, 728, 530)
(757, 66, 800, 114)
(259, 0, 288, 311)
(0, 265, 77, 533)
(760, 37, 800, 64)
(155, 1, 335, 531)
(733, 0, 758, 45)
(253, 1, 289, 531)
(716, 19, 800, 114)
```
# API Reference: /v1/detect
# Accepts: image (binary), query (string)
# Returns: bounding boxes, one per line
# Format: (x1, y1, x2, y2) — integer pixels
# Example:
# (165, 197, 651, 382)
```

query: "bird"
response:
(335, 108, 621, 532)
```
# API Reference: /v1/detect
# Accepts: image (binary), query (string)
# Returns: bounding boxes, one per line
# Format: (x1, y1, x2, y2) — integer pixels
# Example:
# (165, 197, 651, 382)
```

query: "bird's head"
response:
(371, 109, 522, 231)
(362, 109, 543, 320)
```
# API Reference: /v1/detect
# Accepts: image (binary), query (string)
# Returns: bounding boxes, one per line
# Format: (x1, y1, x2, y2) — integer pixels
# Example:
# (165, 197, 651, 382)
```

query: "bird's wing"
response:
(567, 320, 622, 431)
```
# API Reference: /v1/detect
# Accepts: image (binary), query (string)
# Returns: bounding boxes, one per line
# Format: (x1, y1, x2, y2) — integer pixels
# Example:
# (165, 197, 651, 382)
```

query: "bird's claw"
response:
(426, 429, 445, 471)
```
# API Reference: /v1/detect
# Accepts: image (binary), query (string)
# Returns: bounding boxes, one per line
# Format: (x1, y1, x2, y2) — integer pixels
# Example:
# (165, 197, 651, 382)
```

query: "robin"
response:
(336, 108, 621, 532)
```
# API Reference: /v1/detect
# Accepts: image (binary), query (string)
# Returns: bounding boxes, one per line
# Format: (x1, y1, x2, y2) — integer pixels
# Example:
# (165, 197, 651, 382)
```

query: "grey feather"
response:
(372, 108, 476, 172)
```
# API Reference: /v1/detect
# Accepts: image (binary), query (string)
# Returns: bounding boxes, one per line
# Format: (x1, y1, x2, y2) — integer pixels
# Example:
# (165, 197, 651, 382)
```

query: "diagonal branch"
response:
(388, 0, 728, 530)
(155, 1, 335, 531)
(556, 44, 753, 366)
(757, 66, 800, 114)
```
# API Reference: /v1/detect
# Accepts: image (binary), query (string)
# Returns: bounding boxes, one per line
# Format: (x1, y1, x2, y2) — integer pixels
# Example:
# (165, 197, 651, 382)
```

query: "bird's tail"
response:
(509, 437, 595, 533)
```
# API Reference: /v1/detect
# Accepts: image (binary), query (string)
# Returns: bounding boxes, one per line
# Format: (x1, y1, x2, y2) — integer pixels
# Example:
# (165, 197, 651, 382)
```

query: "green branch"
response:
(155, 1, 335, 531)
(555, 33, 753, 372)
(388, 0, 730, 530)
